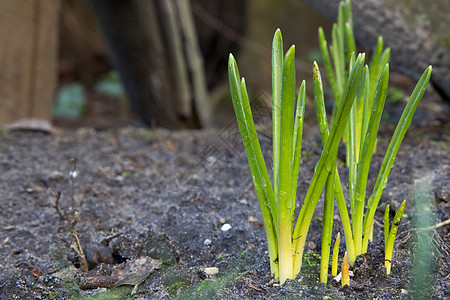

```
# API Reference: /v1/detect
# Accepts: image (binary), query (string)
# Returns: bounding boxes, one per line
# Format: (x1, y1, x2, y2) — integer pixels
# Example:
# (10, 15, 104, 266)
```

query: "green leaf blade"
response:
(291, 80, 306, 219)
(228, 54, 280, 277)
(293, 53, 365, 276)
(362, 66, 432, 252)
(278, 45, 296, 285)
(272, 29, 284, 201)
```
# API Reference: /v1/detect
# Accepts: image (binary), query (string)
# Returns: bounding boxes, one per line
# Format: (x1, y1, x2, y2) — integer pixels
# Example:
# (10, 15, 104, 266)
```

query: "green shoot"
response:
(384, 201, 406, 274)
(361, 65, 432, 252)
(314, 61, 336, 284)
(318, 0, 432, 268)
(317, 61, 431, 271)
(228, 0, 432, 285)
(292, 53, 365, 277)
(332, 233, 340, 277)
(384, 205, 390, 252)
(228, 29, 365, 285)
(228, 53, 279, 278)
(318, 0, 390, 166)
(312, 62, 356, 267)
(320, 166, 335, 284)
(277, 45, 296, 282)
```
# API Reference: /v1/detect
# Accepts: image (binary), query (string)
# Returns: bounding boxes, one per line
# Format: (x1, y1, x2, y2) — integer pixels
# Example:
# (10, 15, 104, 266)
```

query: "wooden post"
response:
(0, 0, 60, 125)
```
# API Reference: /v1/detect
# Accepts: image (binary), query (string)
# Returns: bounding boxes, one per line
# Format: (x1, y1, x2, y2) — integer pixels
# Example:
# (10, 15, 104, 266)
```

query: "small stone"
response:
(239, 199, 248, 205)
(49, 170, 65, 181)
(203, 239, 212, 246)
(219, 217, 226, 224)
(248, 215, 257, 222)
(203, 267, 219, 276)
(115, 175, 124, 183)
(220, 224, 232, 232)
(401, 289, 407, 294)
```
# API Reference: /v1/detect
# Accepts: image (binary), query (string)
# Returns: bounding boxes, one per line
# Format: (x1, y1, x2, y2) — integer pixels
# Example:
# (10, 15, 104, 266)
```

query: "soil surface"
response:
(0, 116, 449, 299)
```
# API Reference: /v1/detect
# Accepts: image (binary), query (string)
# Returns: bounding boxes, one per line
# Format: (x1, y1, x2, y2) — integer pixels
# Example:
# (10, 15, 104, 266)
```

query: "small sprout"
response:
(384, 204, 390, 251)
(101, 230, 116, 235)
(121, 171, 131, 177)
(384, 200, 406, 274)
(369, 219, 374, 243)
(332, 233, 340, 277)
(342, 251, 350, 287)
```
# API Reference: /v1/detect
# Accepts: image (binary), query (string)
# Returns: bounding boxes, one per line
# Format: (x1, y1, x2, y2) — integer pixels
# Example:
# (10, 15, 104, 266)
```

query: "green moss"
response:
(169, 281, 187, 291)
(303, 252, 321, 269)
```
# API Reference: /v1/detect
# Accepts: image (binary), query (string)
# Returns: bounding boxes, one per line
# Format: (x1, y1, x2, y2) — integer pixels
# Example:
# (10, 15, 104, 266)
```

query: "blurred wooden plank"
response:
(0, 0, 59, 125)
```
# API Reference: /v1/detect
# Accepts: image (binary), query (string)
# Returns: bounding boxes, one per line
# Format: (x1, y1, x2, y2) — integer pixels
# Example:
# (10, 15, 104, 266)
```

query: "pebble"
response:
(220, 224, 232, 232)
(239, 199, 248, 205)
(248, 215, 257, 222)
(203, 267, 219, 276)
(49, 170, 65, 181)
(115, 175, 124, 183)
(203, 239, 212, 246)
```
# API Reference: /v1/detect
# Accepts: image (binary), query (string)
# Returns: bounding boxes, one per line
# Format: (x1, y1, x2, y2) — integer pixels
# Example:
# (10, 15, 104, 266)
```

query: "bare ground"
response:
(0, 117, 449, 299)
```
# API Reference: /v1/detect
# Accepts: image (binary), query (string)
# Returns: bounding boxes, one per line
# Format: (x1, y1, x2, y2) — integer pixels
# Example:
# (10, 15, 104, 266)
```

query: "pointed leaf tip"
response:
(274, 28, 282, 40)
(286, 45, 295, 55)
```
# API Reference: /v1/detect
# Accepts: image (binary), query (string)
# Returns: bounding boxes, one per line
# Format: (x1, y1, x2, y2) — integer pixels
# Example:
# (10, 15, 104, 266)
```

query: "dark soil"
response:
(0, 116, 449, 299)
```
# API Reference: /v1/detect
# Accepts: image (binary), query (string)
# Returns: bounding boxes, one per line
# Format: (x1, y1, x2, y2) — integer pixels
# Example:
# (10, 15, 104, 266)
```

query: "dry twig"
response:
(71, 211, 88, 272)
(48, 187, 66, 220)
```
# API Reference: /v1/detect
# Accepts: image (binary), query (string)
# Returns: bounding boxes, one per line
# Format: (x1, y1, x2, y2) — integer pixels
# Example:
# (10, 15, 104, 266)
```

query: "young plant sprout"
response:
(228, 0, 432, 286)
(331, 233, 340, 277)
(315, 60, 431, 281)
(384, 201, 406, 274)
(318, 0, 390, 166)
(228, 29, 365, 284)
(342, 251, 350, 287)
(317, 0, 432, 274)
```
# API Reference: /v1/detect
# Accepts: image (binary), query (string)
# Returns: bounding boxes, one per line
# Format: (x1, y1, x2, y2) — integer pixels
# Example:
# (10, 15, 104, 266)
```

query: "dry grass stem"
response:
(71, 211, 88, 272)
